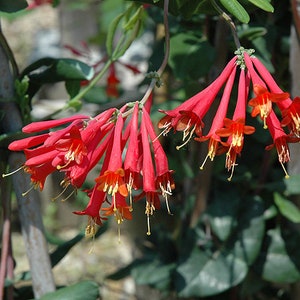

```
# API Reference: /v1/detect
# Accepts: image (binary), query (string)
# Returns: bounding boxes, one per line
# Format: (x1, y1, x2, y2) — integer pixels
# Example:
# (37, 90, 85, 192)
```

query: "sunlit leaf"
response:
(220, 0, 250, 23)
(247, 0, 274, 12)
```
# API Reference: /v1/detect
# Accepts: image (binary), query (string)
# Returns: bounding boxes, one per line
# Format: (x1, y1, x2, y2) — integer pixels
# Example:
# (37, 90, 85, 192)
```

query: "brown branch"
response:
(0, 21, 56, 298)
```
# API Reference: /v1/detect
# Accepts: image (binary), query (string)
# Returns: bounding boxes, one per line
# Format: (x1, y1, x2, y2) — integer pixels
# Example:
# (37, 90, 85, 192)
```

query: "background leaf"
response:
(169, 33, 215, 80)
(247, 0, 274, 12)
(274, 192, 300, 223)
(175, 247, 248, 297)
(38, 281, 99, 300)
(220, 0, 250, 23)
(0, 0, 27, 12)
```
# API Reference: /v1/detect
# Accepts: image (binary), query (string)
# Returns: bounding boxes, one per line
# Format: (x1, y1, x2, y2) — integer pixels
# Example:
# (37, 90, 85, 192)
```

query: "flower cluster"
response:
(8, 102, 174, 237)
(159, 48, 300, 180)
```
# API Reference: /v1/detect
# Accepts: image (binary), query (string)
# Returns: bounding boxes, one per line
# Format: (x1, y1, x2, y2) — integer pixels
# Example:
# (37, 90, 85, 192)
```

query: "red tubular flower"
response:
(124, 103, 142, 206)
(281, 97, 300, 137)
(102, 193, 132, 225)
(216, 69, 255, 180)
(158, 56, 237, 145)
(195, 65, 237, 169)
(24, 162, 56, 191)
(106, 63, 120, 98)
(73, 185, 106, 237)
(95, 114, 128, 197)
(8, 133, 49, 151)
(265, 110, 300, 178)
(248, 84, 289, 129)
(244, 52, 290, 128)
(136, 108, 162, 235)
(22, 114, 89, 133)
(142, 107, 175, 214)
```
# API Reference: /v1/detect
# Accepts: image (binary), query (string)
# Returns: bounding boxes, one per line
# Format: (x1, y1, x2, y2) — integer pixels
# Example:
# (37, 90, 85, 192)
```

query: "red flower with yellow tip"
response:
(281, 97, 300, 137)
(248, 84, 290, 129)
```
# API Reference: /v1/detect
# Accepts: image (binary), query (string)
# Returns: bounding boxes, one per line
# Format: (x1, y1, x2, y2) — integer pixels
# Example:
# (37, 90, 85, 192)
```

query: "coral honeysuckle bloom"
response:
(158, 56, 237, 145)
(195, 65, 237, 169)
(216, 69, 255, 180)
(106, 63, 120, 98)
(124, 102, 142, 199)
(24, 162, 56, 191)
(95, 114, 128, 197)
(265, 110, 300, 178)
(73, 185, 106, 237)
(55, 125, 88, 168)
(248, 84, 290, 129)
(281, 97, 300, 137)
(142, 107, 175, 213)
(136, 108, 162, 235)
(102, 193, 133, 225)
(22, 114, 89, 133)
(216, 118, 255, 153)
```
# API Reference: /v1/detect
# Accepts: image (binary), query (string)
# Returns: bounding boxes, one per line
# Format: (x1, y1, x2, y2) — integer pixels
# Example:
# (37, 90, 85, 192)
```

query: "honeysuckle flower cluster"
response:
(158, 47, 300, 180)
(8, 101, 174, 237)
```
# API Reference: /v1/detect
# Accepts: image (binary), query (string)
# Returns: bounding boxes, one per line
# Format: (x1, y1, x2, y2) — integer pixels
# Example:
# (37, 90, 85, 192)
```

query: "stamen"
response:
(57, 160, 72, 170)
(146, 213, 151, 236)
(227, 163, 236, 182)
(153, 125, 171, 142)
(176, 126, 195, 150)
(127, 174, 134, 212)
(51, 184, 70, 201)
(200, 154, 210, 170)
(2, 166, 24, 177)
(61, 189, 76, 202)
(280, 162, 290, 179)
(22, 185, 35, 196)
(165, 196, 173, 215)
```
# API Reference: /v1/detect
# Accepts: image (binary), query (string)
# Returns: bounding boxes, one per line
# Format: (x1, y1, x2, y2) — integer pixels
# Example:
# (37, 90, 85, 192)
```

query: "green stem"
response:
(211, 0, 241, 49)
(43, 59, 113, 120)
(68, 59, 113, 105)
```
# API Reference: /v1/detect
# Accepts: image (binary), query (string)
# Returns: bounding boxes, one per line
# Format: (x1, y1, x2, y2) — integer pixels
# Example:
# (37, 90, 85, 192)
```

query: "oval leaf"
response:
(176, 248, 247, 297)
(247, 0, 274, 12)
(274, 192, 300, 223)
(169, 33, 215, 80)
(0, 0, 27, 12)
(220, 0, 250, 23)
(258, 228, 300, 283)
(39, 281, 99, 300)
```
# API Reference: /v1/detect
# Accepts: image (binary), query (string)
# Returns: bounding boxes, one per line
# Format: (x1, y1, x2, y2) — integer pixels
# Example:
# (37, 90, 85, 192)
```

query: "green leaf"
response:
(274, 193, 300, 223)
(0, 0, 27, 12)
(50, 225, 107, 267)
(205, 190, 240, 241)
(247, 0, 274, 12)
(21, 58, 94, 82)
(131, 259, 176, 291)
(106, 12, 125, 57)
(21, 58, 94, 97)
(65, 80, 81, 98)
(257, 228, 300, 283)
(220, 0, 250, 23)
(169, 33, 215, 80)
(50, 232, 85, 268)
(226, 196, 265, 265)
(176, 248, 247, 297)
(284, 174, 300, 195)
(39, 281, 99, 300)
